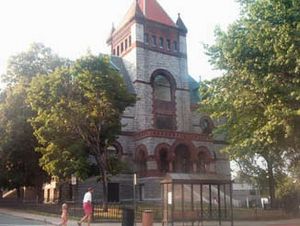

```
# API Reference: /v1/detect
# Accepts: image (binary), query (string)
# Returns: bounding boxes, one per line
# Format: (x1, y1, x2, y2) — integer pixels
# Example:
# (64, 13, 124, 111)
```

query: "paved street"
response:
(0, 208, 300, 226)
(0, 212, 45, 225)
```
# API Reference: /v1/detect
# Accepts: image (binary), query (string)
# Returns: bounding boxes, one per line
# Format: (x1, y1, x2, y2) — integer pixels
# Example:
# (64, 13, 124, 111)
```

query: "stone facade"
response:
(45, 0, 231, 204)
(104, 0, 231, 202)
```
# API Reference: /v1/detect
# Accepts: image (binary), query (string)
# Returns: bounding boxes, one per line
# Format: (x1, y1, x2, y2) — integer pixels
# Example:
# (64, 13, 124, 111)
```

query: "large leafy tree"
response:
(201, 0, 300, 207)
(0, 85, 47, 199)
(27, 54, 136, 208)
(0, 43, 67, 199)
(2, 42, 68, 85)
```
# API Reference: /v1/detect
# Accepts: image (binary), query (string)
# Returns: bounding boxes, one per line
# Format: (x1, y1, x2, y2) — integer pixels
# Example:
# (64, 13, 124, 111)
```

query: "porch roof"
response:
(161, 173, 232, 185)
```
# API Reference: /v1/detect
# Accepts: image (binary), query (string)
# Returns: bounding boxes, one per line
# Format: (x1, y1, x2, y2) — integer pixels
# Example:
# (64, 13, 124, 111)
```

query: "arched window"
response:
(151, 70, 176, 130)
(153, 75, 171, 101)
(200, 116, 214, 134)
(197, 147, 216, 173)
(107, 145, 120, 159)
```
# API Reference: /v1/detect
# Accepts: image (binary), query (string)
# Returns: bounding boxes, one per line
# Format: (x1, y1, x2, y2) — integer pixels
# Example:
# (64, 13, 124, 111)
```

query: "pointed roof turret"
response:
(106, 23, 116, 44)
(176, 13, 188, 34)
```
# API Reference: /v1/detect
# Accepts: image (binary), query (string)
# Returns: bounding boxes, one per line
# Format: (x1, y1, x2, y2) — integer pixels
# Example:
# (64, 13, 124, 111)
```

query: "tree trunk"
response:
(100, 169, 108, 212)
(267, 161, 276, 208)
(95, 152, 108, 212)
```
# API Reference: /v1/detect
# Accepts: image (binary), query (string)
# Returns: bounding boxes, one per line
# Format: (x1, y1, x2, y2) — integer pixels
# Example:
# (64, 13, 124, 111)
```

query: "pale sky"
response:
(0, 0, 240, 82)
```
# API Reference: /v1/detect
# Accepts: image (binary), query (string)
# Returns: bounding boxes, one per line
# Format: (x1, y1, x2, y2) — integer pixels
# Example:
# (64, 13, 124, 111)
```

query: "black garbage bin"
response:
(122, 208, 134, 226)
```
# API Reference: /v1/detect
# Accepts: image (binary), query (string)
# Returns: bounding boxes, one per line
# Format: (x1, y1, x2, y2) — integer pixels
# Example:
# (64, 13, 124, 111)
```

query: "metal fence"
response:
(0, 201, 162, 222)
(0, 201, 296, 222)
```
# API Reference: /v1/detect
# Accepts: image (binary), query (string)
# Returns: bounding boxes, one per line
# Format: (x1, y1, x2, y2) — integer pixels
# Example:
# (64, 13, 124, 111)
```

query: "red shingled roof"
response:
(118, 0, 176, 29)
(137, 0, 176, 26)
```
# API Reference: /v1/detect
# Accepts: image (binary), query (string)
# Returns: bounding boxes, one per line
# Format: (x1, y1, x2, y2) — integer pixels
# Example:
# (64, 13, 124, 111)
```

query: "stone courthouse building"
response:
(44, 0, 231, 204)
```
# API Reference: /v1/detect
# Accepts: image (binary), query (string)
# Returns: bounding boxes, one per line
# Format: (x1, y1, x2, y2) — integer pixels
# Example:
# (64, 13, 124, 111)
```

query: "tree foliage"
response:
(0, 43, 66, 197)
(201, 0, 300, 207)
(2, 43, 68, 85)
(0, 85, 47, 193)
(27, 54, 136, 208)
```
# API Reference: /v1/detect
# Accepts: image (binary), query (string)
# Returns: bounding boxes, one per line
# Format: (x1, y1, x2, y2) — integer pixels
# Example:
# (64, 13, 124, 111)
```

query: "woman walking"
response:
(77, 187, 94, 226)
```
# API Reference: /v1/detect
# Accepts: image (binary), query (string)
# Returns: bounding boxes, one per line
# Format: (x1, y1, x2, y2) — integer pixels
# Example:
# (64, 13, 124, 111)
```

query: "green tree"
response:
(0, 85, 48, 199)
(276, 177, 300, 215)
(2, 42, 68, 85)
(27, 54, 136, 209)
(0, 43, 68, 200)
(201, 0, 300, 207)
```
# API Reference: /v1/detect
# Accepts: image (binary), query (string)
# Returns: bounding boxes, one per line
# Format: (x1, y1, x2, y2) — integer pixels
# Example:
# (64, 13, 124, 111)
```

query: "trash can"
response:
(122, 208, 134, 226)
(142, 210, 153, 226)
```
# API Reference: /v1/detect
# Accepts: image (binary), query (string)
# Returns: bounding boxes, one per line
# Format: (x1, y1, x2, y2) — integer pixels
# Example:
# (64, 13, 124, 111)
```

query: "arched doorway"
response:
(197, 146, 216, 173)
(173, 144, 191, 173)
(159, 148, 169, 173)
(135, 145, 148, 176)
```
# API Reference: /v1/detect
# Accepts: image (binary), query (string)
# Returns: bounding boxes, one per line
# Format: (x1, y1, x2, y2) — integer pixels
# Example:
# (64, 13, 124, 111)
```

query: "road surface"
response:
(0, 212, 45, 225)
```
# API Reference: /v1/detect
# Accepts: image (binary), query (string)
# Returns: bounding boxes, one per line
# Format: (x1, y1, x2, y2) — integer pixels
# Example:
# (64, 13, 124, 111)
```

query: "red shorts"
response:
(83, 202, 92, 215)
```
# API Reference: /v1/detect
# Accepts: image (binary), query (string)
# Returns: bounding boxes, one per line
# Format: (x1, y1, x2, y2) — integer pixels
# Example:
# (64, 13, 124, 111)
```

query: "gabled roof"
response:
(118, 0, 176, 29)
(110, 56, 136, 94)
(137, 0, 176, 26)
(188, 75, 200, 104)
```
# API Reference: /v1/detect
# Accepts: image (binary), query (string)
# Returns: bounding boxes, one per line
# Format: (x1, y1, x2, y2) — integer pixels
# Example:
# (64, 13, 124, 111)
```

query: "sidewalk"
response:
(0, 207, 300, 226)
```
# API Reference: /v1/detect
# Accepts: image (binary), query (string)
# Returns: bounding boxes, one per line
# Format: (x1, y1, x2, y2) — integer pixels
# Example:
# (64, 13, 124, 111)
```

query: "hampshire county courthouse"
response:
(43, 0, 231, 204)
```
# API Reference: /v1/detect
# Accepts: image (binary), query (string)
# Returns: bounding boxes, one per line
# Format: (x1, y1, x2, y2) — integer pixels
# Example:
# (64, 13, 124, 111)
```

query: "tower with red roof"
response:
(104, 0, 230, 202)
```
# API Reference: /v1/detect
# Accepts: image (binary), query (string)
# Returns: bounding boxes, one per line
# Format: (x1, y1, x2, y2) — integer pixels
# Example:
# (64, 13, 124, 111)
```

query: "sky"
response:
(0, 0, 240, 82)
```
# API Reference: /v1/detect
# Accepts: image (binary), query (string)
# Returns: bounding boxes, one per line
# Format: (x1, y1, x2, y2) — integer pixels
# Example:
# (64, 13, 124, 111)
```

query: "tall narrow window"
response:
(152, 71, 176, 130)
(144, 33, 149, 44)
(167, 39, 171, 50)
(152, 35, 157, 46)
(159, 37, 164, 48)
(117, 46, 120, 56)
(121, 42, 124, 53)
(129, 35, 132, 46)
(125, 39, 128, 50)
(173, 41, 178, 51)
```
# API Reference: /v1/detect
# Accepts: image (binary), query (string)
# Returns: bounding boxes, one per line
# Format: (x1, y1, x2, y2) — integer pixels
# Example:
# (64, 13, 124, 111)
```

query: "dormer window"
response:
(159, 37, 164, 48)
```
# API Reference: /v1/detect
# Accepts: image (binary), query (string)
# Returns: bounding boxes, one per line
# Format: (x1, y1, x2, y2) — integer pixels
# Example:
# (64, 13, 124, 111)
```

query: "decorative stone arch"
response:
(150, 69, 177, 130)
(135, 144, 148, 176)
(107, 141, 123, 159)
(170, 140, 196, 173)
(199, 115, 214, 135)
(150, 69, 177, 92)
(154, 143, 172, 174)
(197, 146, 217, 173)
